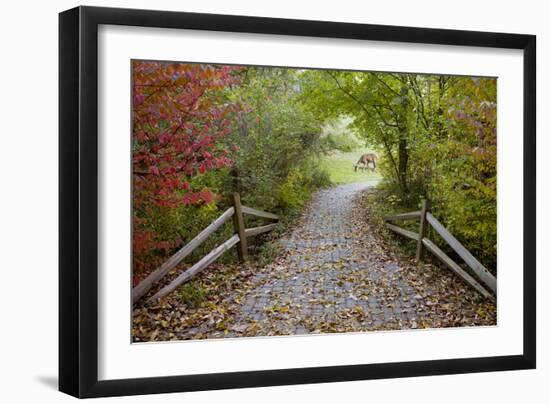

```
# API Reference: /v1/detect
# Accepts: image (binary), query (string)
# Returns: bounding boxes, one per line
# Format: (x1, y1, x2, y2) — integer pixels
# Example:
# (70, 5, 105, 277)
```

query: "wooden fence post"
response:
(230, 192, 248, 262)
(416, 198, 430, 262)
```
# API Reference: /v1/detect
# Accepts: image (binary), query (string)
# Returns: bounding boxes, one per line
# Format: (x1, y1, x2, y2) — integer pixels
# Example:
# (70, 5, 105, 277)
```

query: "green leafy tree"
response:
(300, 69, 497, 268)
(224, 67, 327, 212)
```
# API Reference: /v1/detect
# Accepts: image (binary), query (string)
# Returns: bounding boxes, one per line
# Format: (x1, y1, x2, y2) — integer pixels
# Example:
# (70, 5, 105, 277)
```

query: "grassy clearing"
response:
(319, 150, 382, 184)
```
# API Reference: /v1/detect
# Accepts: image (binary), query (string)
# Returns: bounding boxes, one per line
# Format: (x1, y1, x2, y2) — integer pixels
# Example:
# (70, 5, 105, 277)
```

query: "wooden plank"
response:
(416, 199, 430, 262)
(422, 238, 495, 301)
(426, 213, 497, 294)
(244, 223, 277, 237)
(386, 223, 419, 241)
(132, 207, 235, 303)
(231, 193, 248, 262)
(148, 235, 240, 302)
(384, 210, 422, 222)
(241, 205, 279, 220)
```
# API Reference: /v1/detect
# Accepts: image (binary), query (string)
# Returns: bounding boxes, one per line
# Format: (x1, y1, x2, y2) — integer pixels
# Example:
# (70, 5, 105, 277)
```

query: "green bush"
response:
(277, 168, 309, 210)
(276, 162, 331, 212)
(324, 132, 360, 152)
(256, 241, 280, 267)
(177, 281, 207, 309)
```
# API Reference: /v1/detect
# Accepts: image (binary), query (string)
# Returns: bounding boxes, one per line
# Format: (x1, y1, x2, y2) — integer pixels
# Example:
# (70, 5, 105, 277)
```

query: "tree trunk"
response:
(396, 84, 410, 193)
(397, 135, 409, 192)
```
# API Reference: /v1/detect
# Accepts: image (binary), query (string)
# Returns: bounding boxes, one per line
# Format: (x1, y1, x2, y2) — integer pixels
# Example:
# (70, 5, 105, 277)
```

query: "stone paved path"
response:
(133, 181, 497, 341)
(223, 181, 429, 336)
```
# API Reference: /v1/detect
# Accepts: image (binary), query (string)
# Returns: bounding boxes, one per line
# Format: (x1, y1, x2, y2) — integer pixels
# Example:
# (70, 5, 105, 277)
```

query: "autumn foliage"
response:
(132, 61, 241, 268)
(131, 61, 498, 278)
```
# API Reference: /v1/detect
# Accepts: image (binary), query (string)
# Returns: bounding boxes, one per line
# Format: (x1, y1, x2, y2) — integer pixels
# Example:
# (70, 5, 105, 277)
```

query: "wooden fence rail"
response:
(132, 192, 279, 304)
(384, 199, 496, 302)
(421, 238, 494, 300)
(384, 211, 421, 221)
(132, 207, 235, 303)
(426, 212, 497, 294)
(149, 235, 241, 302)
(241, 205, 280, 220)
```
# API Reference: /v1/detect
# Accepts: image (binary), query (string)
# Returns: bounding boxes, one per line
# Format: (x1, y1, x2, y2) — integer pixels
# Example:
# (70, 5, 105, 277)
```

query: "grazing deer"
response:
(354, 153, 378, 172)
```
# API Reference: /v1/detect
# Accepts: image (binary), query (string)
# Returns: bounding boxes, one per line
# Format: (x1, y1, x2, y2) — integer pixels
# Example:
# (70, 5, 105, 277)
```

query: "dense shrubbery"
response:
(132, 62, 242, 276)
(132, 63, 332, 277)
(132, 61, 497, 279)
(223, 67, 329, 214)
(321, 119, 360, 153)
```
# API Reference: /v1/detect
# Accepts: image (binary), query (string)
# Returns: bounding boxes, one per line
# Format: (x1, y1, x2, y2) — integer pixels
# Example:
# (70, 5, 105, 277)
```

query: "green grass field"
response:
(319, 150, 382, 184)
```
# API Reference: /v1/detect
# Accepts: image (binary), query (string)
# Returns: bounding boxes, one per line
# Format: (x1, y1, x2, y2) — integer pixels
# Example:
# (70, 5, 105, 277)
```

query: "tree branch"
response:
(372, 74, 401, 96)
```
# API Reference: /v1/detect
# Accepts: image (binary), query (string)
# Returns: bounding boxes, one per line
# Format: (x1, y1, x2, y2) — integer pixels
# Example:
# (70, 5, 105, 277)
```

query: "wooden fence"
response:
(132, 192, 279, 303)
(385, 199, 496, 301)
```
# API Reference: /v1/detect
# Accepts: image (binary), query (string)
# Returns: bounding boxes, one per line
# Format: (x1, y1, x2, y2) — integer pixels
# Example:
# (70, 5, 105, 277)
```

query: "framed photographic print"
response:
(59, 6, 536, 398)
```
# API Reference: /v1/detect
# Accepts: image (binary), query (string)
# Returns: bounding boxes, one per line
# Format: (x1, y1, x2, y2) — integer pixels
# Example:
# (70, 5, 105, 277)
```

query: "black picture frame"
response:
(59, 5, 536, 398)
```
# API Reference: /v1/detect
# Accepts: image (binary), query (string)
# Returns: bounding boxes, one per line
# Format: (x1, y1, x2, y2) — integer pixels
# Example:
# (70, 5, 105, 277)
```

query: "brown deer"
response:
(354, 153, 378, 172)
